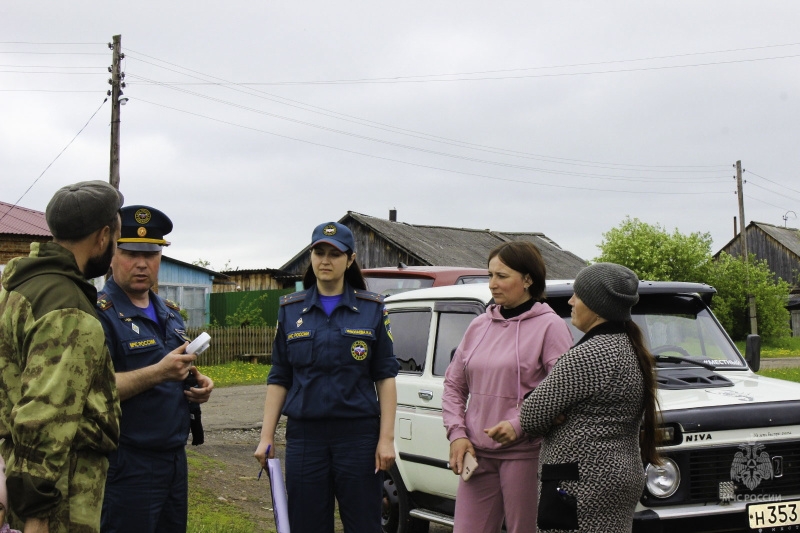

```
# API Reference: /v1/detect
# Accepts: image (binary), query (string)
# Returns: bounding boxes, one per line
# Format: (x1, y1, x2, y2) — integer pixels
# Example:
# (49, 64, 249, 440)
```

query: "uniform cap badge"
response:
(323, 224, 337, 236)
(137, 227, 147, 237)
(135, 208, 152, 224)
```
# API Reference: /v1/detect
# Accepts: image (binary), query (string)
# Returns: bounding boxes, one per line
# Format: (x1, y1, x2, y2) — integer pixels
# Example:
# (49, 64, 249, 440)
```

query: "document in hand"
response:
(267, 458, 290, 533)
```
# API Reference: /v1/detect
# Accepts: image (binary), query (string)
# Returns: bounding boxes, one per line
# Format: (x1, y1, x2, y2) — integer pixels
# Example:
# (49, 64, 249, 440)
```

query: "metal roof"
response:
(715, 221, 800, 258)
(344, 211, 588, 279)
(0, 201, 50, 237)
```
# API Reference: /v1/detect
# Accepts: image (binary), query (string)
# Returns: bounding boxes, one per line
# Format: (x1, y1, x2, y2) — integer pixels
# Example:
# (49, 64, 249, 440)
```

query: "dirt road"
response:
(197, 358, 796, 531)
(196, 385, 449, 532)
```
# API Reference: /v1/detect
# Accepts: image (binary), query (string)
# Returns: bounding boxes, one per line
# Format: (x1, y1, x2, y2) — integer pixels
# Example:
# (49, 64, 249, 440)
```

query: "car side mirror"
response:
(745, 334, 761, 372)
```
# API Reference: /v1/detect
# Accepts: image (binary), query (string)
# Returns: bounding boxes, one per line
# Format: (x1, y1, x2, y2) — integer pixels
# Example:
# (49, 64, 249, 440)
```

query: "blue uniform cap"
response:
(311, 222, 354, 252)
(117, 205, 173, 252)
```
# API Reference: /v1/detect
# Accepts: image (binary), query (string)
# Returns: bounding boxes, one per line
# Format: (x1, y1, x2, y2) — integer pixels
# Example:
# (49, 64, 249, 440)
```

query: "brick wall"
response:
(0, 235, 52, 264)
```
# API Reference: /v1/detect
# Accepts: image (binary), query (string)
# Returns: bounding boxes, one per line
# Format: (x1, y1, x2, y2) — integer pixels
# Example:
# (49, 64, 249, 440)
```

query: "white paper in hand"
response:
(267, 458, 290, 533)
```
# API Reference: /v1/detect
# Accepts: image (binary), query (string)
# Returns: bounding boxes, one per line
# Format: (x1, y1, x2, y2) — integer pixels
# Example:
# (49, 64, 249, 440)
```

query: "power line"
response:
(746, 169, 800, 195)
(134, 96, 730, 196)
(0, 51, 106, 56)
(133, 54, 800, 86)
(745, 193, 793, 211)
(0, 70, 106, 75)
(0, 98, 108, 226)
(747, 181, 800, 203)
(130, 74, 729, 184)
(0, 64, 106, 69)
(125, 50, 730, 172)
(0, 41, 105, 45)
(132, 41, 800, 86)
(0, 89, 100, 93)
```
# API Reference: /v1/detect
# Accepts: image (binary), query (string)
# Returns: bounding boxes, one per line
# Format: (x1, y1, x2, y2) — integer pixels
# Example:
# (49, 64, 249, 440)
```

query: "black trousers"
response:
(285, 417, 382, 533)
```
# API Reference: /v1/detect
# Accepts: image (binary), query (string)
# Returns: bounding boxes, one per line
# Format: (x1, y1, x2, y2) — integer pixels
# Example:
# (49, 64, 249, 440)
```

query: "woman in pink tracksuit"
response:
(442, 241, 574, 533)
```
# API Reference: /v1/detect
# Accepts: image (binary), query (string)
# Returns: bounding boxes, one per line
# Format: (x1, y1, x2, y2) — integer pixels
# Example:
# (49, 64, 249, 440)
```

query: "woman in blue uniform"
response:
(254, 222, 399, 533)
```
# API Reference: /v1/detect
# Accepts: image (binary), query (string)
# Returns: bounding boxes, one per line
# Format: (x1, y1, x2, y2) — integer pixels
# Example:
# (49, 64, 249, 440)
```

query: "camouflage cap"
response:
(46, 180, 124, 240)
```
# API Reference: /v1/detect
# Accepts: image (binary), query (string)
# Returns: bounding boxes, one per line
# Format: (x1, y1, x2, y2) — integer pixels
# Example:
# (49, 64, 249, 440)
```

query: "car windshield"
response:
(365, 276, 435, 296)
(554, 293, 746, 369)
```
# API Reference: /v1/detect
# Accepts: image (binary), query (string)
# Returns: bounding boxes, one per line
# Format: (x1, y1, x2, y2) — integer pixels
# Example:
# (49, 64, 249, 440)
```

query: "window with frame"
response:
(388, 309, 432, 373)
(433, 311, 479, 376)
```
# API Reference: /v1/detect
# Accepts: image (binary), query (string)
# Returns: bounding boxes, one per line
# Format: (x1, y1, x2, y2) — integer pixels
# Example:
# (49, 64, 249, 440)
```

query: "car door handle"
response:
(418, 390, 433, 400)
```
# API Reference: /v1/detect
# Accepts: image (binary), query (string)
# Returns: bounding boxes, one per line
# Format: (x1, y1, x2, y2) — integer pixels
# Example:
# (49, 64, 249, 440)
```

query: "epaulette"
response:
(354, 289, 384, 304)
(96, 294, 114, 311)
(280, 291, 307, 306)
(165, 299, 181, 311)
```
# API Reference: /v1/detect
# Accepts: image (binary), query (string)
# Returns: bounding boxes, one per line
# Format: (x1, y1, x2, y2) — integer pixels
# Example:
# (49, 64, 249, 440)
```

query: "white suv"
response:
(382, 281, 800, 533)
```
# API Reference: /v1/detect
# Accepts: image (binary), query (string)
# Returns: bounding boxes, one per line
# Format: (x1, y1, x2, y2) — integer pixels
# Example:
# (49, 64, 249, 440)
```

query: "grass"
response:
(734, 337, 800, 358)
(186, 451, 263, 533)
(757, 367, 800, 383)
(196, 361, 271, 387)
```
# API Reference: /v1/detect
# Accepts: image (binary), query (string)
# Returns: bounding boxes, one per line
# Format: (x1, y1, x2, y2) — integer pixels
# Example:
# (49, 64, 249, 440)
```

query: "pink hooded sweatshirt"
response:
(442, 301, 573, 459)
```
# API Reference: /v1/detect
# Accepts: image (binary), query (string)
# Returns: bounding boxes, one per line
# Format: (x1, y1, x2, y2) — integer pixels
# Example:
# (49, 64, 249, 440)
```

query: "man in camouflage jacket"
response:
(0, 181, 123, 533)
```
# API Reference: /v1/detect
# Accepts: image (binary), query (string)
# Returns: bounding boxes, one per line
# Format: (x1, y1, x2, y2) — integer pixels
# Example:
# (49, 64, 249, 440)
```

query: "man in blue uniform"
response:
(97, 205, 214, 533)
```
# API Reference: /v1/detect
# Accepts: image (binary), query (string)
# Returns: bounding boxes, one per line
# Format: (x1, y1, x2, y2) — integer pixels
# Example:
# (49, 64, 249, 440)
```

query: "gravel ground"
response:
(197, 359, 798, 532)
(196, 386, 450, 532)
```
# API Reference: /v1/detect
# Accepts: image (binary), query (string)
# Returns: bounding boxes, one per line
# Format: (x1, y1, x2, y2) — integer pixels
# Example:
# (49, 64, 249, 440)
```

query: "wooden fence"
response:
(186, 326, 276, 366)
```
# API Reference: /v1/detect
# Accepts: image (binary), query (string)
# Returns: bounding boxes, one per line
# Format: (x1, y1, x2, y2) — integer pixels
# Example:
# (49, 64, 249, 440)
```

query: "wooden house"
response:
(280, 211, 587, 278)
(715, 221, 800, 336)
(0, 201, 52, 269)
(714, 221, 800, 289)
(213, 268, 298, 293)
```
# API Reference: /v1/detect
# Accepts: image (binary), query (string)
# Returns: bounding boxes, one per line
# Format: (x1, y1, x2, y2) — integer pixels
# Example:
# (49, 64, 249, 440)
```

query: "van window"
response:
(433, 312, 478, 376)
(389, 310, 432, 373)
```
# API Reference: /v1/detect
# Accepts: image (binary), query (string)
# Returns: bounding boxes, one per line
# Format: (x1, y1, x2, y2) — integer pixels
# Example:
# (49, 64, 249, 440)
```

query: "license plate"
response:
(748, 500, 800, 529)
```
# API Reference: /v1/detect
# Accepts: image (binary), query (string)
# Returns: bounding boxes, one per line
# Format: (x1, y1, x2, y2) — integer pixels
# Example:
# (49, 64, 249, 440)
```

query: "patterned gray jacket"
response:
(520, 321, 646, 533)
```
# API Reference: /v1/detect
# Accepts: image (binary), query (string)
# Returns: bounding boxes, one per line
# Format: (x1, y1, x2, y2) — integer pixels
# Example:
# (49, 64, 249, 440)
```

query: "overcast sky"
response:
(2, 2, 799, 271)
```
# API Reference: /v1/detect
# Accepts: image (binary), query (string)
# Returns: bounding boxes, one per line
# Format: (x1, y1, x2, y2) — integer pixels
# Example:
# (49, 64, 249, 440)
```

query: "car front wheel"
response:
(382, 465, 429, 533)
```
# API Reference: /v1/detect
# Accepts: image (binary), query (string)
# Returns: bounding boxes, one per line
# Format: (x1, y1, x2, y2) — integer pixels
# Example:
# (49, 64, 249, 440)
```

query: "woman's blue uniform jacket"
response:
(97, 277, 191, 450)
(268, 283, 399, 420)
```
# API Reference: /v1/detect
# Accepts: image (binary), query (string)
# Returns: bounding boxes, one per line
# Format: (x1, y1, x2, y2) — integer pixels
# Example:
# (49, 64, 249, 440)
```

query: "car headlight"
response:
(645, 458, 680, 498)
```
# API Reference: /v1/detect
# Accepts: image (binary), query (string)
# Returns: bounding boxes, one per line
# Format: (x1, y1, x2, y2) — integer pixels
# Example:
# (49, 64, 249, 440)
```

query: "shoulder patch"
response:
(96, 294, 114, 311)
(280, 291, 307, 306)
(165, 299, 181, 311)
(354, 289, 384, 304)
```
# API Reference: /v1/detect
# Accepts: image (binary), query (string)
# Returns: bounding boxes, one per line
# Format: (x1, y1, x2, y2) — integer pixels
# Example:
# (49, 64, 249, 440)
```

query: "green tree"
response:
(595, 217, 712, 282)
(596, 217, 791, 340)
(705, 252, 790, 340)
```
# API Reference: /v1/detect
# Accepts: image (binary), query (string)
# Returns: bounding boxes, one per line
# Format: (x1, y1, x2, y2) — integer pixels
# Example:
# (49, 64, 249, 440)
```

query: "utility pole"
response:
(736, 160, 758, 334)
(108, 35, 124, 190)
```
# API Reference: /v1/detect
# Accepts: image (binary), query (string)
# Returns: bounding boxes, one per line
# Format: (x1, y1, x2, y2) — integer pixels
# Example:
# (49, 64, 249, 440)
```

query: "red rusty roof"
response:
(0, 201, 51, 236)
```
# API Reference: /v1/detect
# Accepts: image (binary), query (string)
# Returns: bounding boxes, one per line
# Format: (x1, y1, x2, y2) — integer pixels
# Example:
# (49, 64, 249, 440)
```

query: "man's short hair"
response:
(46, 181, 124, 241)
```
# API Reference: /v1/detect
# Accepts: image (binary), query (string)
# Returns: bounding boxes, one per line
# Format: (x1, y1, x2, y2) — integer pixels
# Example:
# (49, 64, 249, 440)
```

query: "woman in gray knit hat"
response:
(519, 262, 660, 533)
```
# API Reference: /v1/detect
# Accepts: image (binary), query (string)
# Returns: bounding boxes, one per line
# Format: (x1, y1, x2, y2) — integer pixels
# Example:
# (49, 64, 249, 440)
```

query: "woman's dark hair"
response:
(302, 248, 367, 290)
(624, 320, 662, 465)
(487, 241, 547, 301)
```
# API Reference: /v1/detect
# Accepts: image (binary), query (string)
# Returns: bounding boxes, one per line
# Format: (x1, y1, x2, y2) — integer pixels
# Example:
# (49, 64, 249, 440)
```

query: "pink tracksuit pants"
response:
(453, 454, 539, 533)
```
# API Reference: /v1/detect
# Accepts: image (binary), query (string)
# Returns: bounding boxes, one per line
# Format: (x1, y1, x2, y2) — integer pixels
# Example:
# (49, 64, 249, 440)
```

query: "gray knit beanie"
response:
(573, 262, 639, 322)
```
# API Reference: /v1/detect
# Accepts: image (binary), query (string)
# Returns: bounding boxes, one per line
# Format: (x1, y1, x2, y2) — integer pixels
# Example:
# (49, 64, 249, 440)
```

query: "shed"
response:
(280, 211, 587, 278)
